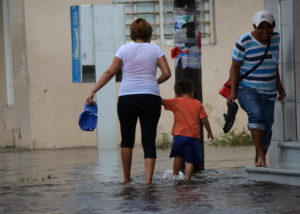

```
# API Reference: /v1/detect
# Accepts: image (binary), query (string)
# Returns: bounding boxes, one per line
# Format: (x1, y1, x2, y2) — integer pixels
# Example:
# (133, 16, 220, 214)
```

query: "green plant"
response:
(209, 129, 252, 146)
(156, 132, 173, 149)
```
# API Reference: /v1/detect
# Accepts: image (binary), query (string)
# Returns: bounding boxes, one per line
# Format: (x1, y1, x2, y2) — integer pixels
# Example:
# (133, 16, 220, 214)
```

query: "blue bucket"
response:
(79, 103, 98, 131)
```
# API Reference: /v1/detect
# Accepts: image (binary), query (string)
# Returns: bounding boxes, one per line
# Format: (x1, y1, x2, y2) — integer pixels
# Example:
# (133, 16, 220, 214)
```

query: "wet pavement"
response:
(1, 145, 300, 214)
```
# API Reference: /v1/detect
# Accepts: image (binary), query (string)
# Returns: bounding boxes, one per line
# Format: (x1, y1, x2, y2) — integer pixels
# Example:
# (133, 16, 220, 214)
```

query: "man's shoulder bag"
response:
(219, 40, 271, 99)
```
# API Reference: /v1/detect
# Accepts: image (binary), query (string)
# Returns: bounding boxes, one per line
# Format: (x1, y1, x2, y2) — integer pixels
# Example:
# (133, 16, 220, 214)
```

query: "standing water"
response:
(0, 145, 300, 213)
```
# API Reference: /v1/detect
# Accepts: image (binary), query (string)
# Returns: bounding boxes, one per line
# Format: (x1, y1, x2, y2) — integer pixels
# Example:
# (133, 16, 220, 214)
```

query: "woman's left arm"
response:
(157, 56, 171, 84)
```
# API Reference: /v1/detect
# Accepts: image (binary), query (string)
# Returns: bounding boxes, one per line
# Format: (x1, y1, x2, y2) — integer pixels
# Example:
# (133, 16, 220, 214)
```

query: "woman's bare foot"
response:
(124, 177, 132, 184)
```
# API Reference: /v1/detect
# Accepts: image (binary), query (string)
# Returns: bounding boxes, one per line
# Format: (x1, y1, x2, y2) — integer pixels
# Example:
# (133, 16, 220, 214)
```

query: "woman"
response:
(86, 18, 171, 184)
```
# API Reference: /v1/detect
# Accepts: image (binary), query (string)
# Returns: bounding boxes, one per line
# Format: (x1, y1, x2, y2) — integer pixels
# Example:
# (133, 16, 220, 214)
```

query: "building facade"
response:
(0, 0, 263, 149)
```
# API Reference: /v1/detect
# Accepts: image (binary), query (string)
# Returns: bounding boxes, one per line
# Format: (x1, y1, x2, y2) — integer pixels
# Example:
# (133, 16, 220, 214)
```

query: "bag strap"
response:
(239, 40, 271, 80)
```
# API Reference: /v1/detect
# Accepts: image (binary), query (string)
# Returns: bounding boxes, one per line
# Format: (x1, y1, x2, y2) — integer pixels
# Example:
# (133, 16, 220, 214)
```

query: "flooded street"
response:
(1, 145, 300, 213)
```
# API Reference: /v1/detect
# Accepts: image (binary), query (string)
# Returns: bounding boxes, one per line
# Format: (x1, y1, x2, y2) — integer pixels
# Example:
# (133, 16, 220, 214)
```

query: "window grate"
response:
(113, 0, 215, 46)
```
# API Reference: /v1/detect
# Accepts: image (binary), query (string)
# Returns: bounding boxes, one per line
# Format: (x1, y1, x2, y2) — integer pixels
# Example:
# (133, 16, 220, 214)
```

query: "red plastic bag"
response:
(219, 79, 231, 99)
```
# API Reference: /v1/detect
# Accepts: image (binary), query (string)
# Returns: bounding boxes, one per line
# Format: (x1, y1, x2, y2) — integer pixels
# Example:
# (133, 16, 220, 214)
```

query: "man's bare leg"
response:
(121, 147, 133, 183)
(255, 149, 268, 164)
(251, 129, 265, 166)
(145, 158, 155, 184)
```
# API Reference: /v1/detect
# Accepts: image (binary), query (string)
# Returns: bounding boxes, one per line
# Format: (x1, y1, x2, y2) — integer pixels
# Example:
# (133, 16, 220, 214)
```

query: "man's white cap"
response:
(253, 10, 275, 27)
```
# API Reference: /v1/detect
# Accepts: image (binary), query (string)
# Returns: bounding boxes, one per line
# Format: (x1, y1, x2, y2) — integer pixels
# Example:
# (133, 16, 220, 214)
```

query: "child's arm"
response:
(201, 118, 214, 141)
(162, 98, 175, 110)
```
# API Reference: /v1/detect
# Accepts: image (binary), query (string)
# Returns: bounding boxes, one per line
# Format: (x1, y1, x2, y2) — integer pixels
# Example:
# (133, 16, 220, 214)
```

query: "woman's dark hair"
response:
(174, 79, 194, 96)
(130, 18, 152, 42)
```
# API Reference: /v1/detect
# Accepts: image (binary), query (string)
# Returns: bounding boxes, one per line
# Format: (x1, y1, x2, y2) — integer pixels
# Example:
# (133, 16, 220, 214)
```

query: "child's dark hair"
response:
(174, 79, 194, 96)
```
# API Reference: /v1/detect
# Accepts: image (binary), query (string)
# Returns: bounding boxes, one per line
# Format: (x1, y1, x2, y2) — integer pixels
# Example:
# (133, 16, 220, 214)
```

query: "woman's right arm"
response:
(86, 57, 122, 105)
(157, 56, 171, 84)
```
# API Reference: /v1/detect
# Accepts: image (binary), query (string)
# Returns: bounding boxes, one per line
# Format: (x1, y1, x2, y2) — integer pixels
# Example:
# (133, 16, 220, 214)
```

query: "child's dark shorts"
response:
(170, 135, 201, 167)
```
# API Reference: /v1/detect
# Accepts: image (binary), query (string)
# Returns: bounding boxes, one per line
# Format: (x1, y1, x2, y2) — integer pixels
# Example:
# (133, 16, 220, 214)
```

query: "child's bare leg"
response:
(173, 156, 183, 175)
(185, 162, 193, 181)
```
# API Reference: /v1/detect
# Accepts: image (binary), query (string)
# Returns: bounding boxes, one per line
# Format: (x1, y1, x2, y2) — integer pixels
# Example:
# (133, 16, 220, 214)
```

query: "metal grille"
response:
(113, 0, 215, 45)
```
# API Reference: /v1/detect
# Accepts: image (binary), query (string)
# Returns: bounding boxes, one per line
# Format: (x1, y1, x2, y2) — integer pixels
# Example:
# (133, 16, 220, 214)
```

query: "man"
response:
(228, 10, 286, 167)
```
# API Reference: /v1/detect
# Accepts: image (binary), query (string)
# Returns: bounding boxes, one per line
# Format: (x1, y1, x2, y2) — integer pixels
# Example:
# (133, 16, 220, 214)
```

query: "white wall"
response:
(1, 0, 263, 149)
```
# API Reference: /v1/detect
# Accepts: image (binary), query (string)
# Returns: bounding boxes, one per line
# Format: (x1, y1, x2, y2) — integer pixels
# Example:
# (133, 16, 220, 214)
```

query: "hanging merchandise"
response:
(179, 46, 201, 69)
(171, 46, 201, 69)
(174, 14, 194, 30)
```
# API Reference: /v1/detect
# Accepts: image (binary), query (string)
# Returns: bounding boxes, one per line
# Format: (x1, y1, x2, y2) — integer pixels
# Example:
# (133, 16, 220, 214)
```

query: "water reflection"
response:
(96, 148, 121, 181)
(117, 185, 162, 213)
(0, 146, 300, 213)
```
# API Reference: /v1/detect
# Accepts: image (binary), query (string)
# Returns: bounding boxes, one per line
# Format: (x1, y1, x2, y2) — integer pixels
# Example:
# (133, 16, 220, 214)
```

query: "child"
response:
(162, 79, 214, 181)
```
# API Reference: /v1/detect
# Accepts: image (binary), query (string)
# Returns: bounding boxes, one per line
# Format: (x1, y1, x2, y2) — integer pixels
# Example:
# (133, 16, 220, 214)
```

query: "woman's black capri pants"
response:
(117, 94, 161, 158)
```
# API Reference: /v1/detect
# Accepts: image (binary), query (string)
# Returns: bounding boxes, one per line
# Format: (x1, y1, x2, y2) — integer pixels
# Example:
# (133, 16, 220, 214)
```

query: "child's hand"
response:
(207, 133, 214, 142)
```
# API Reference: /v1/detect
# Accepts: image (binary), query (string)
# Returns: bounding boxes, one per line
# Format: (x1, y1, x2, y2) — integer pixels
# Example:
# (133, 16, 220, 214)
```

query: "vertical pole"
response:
(173, 0, 204, 171)
(3, 0, 14, 106)
(278, 0, 285, 142)
(93, 5, 124, 149)
(159, 0, 164, 45)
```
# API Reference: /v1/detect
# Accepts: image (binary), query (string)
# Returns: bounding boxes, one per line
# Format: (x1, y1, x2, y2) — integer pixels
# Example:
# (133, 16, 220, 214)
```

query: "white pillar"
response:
(93, 4, 124, 149)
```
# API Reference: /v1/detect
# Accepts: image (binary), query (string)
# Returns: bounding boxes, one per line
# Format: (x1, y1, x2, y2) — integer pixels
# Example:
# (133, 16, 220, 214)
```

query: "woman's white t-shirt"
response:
(115, 43, 164, 96)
